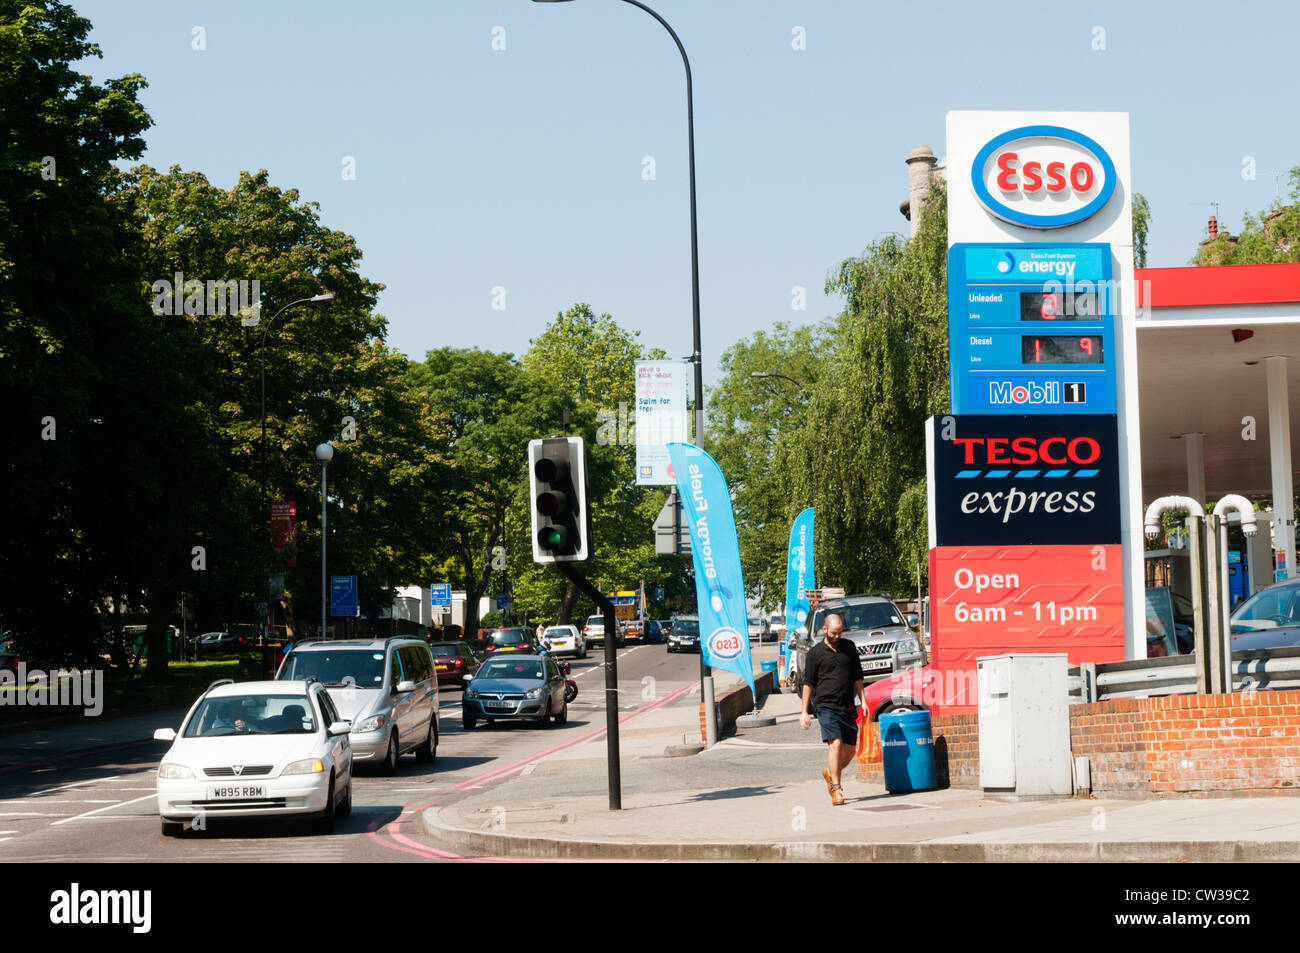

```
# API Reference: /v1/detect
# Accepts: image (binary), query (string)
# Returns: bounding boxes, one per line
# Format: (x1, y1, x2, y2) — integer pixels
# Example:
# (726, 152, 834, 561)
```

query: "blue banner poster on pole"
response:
(667, 442, 755, 698)
(784, 507, 815, 636)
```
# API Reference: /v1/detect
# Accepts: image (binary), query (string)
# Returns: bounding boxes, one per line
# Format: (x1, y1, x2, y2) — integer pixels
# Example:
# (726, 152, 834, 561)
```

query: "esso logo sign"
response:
(971, 126, 1116, 229)
(707, 627, 745, 661)
(951, 435, 1102, 467)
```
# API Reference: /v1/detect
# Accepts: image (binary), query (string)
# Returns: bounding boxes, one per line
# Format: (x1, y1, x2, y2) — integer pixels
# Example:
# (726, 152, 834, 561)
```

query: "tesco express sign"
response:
(971, 125, 1116, 229)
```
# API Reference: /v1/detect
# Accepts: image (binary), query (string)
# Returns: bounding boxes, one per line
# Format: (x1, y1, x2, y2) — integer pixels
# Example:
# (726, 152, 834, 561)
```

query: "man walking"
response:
(799, 612, 864, 805)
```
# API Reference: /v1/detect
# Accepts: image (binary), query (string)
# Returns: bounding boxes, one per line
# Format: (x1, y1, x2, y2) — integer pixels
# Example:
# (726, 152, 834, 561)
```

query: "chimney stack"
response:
(1207, 215, 1218, 239)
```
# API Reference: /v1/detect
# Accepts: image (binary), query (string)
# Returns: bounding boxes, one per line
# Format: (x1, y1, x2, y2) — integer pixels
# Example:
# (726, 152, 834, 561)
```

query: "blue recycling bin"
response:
(759, 660, 779, 693)
(880, 709, 937, 793)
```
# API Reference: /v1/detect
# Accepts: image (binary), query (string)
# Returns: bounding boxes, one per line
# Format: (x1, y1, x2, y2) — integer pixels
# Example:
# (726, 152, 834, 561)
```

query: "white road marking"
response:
(0, 812, 71, 817)
(520, 762, 539, 776)
(23, 777, 119, 798)
(51, 793, 156, 826)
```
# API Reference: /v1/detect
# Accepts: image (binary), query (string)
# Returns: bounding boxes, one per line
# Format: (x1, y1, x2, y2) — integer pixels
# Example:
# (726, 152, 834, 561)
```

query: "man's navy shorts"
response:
(817, 707, 858, 745)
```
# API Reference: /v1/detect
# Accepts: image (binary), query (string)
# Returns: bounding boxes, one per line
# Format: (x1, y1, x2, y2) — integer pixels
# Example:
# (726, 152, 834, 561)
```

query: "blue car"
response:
(461, 654, 568, 730)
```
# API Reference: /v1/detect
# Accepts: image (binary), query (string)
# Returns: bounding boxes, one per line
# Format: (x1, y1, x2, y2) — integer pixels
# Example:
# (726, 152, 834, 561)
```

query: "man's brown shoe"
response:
(822, 768, 834, 794)
(829, 784, 845, 806)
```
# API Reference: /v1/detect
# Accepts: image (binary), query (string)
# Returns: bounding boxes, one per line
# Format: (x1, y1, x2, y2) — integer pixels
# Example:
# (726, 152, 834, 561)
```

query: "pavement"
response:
(422, 681, 1300, 862)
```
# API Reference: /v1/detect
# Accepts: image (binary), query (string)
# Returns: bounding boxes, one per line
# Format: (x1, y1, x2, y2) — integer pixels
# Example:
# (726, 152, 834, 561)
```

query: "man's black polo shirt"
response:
(804, 638, 865, 713)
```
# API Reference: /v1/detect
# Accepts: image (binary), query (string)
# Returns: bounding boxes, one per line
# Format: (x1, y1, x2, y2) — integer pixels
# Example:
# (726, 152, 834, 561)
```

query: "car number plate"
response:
(209, 784, 266, 799)
(435, 664, 448, 670)
(484, 701, 513, 710)
(862, 658, 891, 671)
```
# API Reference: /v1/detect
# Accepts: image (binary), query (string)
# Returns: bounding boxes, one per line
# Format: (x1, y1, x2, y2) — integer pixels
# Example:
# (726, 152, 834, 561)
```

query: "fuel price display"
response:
(947, 243, 1117, 414)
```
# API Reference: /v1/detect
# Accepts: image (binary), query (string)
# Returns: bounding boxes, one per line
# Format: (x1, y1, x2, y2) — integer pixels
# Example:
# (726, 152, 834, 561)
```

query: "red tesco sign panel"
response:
(926, 543, 1125, 714)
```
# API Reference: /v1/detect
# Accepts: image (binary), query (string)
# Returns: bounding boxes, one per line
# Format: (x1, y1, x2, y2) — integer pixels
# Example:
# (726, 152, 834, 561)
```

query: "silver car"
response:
(277, 638, 438, 774)
(790, 596, 926, 692)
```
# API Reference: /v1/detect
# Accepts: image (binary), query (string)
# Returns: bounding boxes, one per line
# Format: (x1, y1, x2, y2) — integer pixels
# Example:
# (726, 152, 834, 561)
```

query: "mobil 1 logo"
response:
(929, 413, 1120, 546)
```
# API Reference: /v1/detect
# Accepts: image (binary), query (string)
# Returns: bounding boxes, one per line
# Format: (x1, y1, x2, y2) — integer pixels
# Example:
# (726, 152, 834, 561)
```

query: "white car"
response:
(541, 624, 586, 658)
(154, 678, 353, 836)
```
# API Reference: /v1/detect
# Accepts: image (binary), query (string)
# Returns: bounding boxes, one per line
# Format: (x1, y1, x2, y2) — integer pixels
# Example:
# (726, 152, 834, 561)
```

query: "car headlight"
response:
(524, 687, 542, 699)
(352, 713, 387, 733)
(281, 758, 325, 776)
(896, 638, 920, 654)
(158, 763, 193, 779)
(465, 686, 479, 699)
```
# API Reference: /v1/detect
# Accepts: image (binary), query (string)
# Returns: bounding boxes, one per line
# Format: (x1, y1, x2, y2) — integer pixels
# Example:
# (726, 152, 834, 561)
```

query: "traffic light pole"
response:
(555, 562, 621, 810)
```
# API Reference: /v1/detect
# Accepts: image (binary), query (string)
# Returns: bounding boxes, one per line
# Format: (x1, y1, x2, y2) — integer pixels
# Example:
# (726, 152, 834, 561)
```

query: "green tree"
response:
(511, 304, 684, 627)
(1132, 192, 1151, 268)
(0, 0, 159, 666)
(1192, 168, 1300, 265)
(788, 180, 950, 595)
(408, 348, 565, 637)
(706, 322, 831, 608)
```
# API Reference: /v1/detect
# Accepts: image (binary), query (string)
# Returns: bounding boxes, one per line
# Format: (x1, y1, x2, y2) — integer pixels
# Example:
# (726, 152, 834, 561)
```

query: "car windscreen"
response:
(279, 649, 386, 687)
(817, 603, 904, 633)
(185, 694, 317, 737)
(673, 620, 700, 635)
(478, 660, 543, 680)
(545, 628, 570, 637)
(489, 630, 530, 645)
(429, 644, 460, 657)
(585, 616, 603, 627)
(1231, 584, 1300, 631)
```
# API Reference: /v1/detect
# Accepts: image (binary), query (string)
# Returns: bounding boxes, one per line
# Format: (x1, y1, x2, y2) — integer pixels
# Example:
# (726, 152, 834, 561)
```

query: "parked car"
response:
(747, 615, 770, 642)
(582, 614, 625, 648)
(461, 654, 568, 729)
(768, 612, 786, 642)
(154, 678, 353, 836)
(1229, 577, 1300, 650)
(428, 640, 480, 687)
(195, 631, 250, 656)
(483, 628, 539, 656)
(666, 615, 700, 653)
(540, 625, 586, 658)
(276, 638, 438, 774)
(789, 595, 926, 693)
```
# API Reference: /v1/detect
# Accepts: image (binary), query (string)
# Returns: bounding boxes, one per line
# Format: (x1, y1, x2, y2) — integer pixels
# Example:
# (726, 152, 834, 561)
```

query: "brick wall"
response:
(858, 690, 1300, 795)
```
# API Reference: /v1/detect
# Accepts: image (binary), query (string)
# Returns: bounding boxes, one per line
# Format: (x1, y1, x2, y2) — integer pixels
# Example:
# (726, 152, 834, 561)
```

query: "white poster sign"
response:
(635, 361, 690, 485)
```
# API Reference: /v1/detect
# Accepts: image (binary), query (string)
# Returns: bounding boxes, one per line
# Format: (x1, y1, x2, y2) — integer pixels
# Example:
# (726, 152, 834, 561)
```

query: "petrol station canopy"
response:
(1135, 261, 1300, 501)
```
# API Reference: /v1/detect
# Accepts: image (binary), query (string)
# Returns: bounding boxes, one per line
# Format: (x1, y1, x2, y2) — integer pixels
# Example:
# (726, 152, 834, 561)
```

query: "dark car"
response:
(643, 620, 664, 644)
(462, 654, 568, 729)
(666, 615, 700, 653)
(1229, 577, 1300, 651)
(428, 640, 480, 687)
(0, 639, 17, 674)
(196, 631, 249, 656)
(482, 628, 538, 656)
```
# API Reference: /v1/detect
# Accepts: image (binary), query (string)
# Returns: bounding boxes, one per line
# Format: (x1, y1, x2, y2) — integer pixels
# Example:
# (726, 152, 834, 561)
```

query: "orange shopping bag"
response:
(856, 708, 882, 764)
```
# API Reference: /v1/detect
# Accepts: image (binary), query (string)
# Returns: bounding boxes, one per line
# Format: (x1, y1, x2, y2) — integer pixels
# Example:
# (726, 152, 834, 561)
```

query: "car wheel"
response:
(160, 818, 185, 837)
(415, 718, 437, 763)
(313, 773, 337, 834)
(462, 713, 477, 731)
(554, 699, 568, 725)
(338, 778, 353, 817)
(380, 731, 398, 775)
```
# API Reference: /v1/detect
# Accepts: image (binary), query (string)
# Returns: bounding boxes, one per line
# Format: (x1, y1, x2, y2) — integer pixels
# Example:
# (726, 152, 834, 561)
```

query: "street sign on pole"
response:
(430, 584, 452, 609)
(330, 575, 358, 617)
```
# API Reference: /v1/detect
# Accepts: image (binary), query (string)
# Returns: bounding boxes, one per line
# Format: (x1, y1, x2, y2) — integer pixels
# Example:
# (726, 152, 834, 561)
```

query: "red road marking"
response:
(369, 681, 695, 862)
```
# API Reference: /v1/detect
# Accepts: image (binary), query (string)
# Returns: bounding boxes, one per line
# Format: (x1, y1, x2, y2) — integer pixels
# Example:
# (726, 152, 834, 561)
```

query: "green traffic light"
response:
(539, 526, 566, 550)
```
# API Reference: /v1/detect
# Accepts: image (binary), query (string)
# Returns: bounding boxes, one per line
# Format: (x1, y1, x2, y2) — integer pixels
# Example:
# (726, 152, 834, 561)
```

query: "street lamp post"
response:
(535, 0, 714, 745)
(316, 442, 334, 639)
(260, 294, 334, 555)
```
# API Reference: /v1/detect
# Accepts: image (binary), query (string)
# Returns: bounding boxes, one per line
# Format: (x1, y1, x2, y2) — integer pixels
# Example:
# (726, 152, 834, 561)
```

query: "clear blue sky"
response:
(78, 0, 1300, 383)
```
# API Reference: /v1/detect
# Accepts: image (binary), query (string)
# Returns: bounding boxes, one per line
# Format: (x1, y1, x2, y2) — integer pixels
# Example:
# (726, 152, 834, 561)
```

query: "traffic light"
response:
(529, 437, 590, 563)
